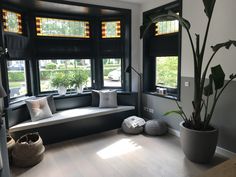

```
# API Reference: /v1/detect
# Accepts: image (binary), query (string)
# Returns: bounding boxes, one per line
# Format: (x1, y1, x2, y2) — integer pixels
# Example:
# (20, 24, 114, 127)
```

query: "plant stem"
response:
(204, 96, 209, 124)
(176, 101, 188, 121)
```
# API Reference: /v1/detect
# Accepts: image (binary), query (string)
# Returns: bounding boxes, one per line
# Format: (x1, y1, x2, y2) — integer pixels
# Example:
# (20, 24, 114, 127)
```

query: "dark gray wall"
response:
(142, 77, 236, 153)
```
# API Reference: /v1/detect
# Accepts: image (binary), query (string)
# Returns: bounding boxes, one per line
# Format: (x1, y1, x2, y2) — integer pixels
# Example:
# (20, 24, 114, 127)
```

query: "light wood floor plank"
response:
(11, 130, 227, 177)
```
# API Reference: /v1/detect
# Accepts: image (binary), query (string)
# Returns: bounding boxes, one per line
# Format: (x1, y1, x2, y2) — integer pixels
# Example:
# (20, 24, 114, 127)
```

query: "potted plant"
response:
(51, 72, 70, 95)
(141, 0, 236, 163)
(70, 69, 88, 93)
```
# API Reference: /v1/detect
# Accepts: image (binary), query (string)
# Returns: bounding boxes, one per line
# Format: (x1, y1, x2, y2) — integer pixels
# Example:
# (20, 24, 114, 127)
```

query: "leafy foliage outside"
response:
(69, 70, 88, 88)
(51, 72, 70, 88)
(156, 56, 178, 88)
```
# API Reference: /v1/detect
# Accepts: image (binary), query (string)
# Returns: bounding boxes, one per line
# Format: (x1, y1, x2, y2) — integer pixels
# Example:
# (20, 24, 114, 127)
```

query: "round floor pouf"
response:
(145, 120, 168, 136)
(122, 116, 145, 135)
(12, 132, 45, 168)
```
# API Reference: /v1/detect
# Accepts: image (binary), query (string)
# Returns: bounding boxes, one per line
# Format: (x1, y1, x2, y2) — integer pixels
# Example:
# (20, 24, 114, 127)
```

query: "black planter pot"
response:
(180, 122, 218, 164)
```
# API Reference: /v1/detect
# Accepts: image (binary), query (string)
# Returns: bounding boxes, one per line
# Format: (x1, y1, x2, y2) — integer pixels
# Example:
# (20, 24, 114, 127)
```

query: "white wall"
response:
(141, 0, 236, 78)
(141, 0, 173, 12)
(70, 0, 141, 91)
(182, 0, 236, 78)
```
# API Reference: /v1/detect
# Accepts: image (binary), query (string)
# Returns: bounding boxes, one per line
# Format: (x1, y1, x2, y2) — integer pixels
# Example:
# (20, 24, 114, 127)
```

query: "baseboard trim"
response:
(168, 127, 180, 137)
(168, 127, 236, 159)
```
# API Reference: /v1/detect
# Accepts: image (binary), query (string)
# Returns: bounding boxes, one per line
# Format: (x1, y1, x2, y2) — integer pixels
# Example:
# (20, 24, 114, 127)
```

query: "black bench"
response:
(5, 92, 137, 144)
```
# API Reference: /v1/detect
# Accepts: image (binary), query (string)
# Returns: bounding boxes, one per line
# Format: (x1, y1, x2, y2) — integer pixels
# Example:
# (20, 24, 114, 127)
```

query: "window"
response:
(103, 58, 122, 87)
(39, 59, 91, 92)
(142, 1, 181, 100)
(35, 17, 90, 38)
(156, 56, 178, 88)
(2, 9, 22, 34)
(7, 60, 27, 98)
(102, 21, 121, 38)
(155, 20, 179, 36)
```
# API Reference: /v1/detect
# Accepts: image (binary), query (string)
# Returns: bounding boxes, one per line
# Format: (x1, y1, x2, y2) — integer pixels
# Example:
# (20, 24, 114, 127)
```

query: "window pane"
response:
(2, 9, 22, 34)
(102, 21, 121, 38)
(7, 60, 27, 98)
(39, 59, 91, 92)
(155, 20, 179, 36)
(103, 58, 121, 87)
(36, 17, 90, 38)
(156, 56, 178, 88)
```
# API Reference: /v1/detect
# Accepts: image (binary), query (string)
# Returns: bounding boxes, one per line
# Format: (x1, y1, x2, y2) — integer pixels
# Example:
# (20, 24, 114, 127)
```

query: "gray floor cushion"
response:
(145, 119, 168, 136)
(122, 116, 145, 135)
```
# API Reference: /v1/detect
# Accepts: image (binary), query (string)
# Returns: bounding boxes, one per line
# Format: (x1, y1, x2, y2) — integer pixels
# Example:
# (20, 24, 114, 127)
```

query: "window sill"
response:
(144, 91, 178, 101)
(10, 96, 32, 105)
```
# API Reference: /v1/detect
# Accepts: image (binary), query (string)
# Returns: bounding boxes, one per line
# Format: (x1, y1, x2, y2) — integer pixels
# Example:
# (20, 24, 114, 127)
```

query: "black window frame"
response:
(0, 2, 131, 106)
(155, 55, 179, 97)
(142, 0, 182, 100)
(6, 58, 32, 102)
(37, 58, 94, 94)
(102, 57, 123, 89)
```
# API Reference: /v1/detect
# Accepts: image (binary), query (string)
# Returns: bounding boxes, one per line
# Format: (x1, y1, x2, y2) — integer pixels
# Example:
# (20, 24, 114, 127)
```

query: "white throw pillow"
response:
(26, 97, 53, 121)
(99, 90, 118, 108)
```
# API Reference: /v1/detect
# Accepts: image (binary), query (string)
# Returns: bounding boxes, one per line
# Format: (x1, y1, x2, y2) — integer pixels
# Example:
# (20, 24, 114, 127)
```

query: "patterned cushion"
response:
(26, 97, 53, 122)
(99, 90, 118, 108)
(122, 116, 145, 134)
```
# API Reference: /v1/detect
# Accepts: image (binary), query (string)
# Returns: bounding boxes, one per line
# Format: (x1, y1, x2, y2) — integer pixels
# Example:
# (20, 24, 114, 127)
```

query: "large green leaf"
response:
(211, 40, 236, 52)
(164, 110, 184, 117)
(140, 11, 190, 39)
(167, 11, 191, 30)
(202, 0, 216, 18)
(211, 65, 225, 90)
(204, 74, 213, 96)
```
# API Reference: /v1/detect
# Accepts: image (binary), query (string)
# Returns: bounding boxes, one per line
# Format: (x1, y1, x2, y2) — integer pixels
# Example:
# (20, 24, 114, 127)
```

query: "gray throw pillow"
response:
(26, 97, 53, 121)
(91, 90, 100, 107)
(47, 95, 57, 114)
(99, 91, 118, 108)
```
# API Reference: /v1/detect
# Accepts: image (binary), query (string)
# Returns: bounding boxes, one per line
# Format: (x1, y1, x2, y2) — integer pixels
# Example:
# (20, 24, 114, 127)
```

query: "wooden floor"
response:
(11, 130, 227, 177)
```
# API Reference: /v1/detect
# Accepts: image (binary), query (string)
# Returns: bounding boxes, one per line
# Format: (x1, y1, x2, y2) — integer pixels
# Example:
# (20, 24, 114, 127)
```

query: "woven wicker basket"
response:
(12, 133, 45, 168)
(7, 135, 15, 164)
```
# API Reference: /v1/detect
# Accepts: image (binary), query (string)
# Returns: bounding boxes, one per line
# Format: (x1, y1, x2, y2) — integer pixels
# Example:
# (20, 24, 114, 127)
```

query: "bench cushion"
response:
(10, 106, 135, 133)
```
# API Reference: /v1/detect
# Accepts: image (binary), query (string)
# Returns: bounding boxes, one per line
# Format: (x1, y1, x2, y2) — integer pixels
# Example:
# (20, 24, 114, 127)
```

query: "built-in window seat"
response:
(6, 93, 137, 144)
(9, 106, 135, 133)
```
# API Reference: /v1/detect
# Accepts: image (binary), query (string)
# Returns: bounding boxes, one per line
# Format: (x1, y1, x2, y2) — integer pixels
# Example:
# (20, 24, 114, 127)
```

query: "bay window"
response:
(103, 58, 122, 88)
(142, 1, 181, 100)
(1, 3, 131, 105)
(7, 60, 27, 98)
(38, 59, 92, 92)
